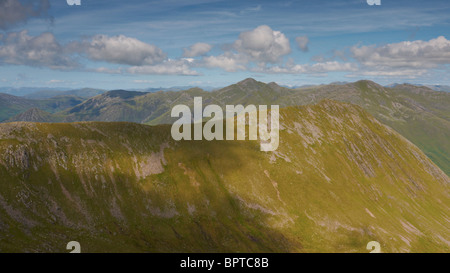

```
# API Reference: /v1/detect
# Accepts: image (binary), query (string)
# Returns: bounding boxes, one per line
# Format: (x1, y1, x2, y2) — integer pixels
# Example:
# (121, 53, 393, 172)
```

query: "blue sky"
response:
(1, 0, 450, 90)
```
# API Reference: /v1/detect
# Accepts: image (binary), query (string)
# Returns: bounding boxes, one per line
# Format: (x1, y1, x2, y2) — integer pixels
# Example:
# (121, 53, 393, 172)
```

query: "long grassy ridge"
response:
(0, 100, 448, 252)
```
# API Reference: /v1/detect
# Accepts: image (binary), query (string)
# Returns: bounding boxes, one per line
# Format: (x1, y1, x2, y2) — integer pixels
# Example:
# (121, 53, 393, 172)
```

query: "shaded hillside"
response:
(0, 101, 448, 252)
(62, 88, 211, 124)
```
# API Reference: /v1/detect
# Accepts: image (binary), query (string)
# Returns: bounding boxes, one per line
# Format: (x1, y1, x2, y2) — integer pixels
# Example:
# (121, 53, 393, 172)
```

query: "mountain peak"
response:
(354, 79, 379, 86)
(236, 78, 259, 86)
(352, 80, 386, 92)
(267, 81, 280, 87)
(7, 107, 53, 122)
(104, 90, 148, 99)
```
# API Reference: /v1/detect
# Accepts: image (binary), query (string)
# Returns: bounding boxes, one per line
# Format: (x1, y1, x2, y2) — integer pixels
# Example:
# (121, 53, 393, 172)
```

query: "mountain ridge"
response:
(0, 100, 448, 252)
(2, 79, 450, 175)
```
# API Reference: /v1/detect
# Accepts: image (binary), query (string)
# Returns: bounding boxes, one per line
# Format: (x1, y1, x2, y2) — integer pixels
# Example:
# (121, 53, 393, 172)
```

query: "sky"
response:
(0, 0, 449, 90)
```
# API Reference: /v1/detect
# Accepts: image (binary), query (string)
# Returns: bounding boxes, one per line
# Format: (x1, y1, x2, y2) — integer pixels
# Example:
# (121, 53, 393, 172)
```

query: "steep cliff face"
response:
(0, 101, 448, 252)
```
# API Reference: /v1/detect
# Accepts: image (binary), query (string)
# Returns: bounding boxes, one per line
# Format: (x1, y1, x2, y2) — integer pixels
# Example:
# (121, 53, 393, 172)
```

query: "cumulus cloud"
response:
(352, 69, 428, 77)
(306, 61, 357, 73)
(202, 52, 247, 72)
(183, 42, 212, 57)
(92, 67, 122, 74)
(0, 0, 52, 30)
(0, 30, 77, 69)
(233, 25, 291, 63)
(201, 25, 291, 71)
(351, 36, 450, 69)
(74, 34, 166, 66)
(0, 31, 199, 75)
(295, 36, 309, 52)
(254, 61, 357, 74)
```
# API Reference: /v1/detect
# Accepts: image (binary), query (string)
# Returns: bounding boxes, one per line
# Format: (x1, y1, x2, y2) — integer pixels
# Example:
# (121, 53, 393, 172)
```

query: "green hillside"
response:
(0, 101, 448, 252)
(295, 80, 450, 175)
(3, 79, 450, 175)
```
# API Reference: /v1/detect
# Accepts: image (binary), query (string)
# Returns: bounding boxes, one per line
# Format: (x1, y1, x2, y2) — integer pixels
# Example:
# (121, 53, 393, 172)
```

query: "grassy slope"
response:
(288, 81, 450, 175)
(0, 101, 448, 252)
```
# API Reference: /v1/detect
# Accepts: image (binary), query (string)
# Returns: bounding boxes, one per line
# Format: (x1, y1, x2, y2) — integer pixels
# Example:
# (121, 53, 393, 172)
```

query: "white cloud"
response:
(295, 36, 309, 52)
(307, 61, 357, 73)
(233, 25, 291, 63)
(202, 52, 247, 72)
(182, 57, 195, 63)
(240, 5, 262, 14)
(0, 32, 172, 71)
(127, 59, 199, 75)
(47, 79, 65, 84)
(92, 67, 122, 74)
(76, 34, 166, 66)
(351, 36, 450, 69)
(133, 79, 154, 83)
(254, 61, 357, 74)
(183, 42, 212, 57)
(346, 36, 450, 78)
(0, 30, 78, 69)
(348, 69, 428, 78)
(198, 25, 356, 75)
(201, 25, 291, 71)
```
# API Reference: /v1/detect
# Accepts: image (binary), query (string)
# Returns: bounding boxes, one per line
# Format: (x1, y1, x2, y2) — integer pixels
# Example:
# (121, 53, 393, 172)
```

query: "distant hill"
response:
(0, 87, 71, 97)
(0, 93, 84, 122)
(144, 86, 218, 92)
(6, 108, 57, 123)
(426, 85, 450, 92)
(24, 88, 107, 99)
(0, 101, 448, 252)
(387, 83, 450, 92)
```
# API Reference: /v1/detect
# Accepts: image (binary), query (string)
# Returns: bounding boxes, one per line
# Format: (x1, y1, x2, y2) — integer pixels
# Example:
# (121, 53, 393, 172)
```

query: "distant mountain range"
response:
(143, 86, 219, 92)
(0, 87, 72, 97)
(0, 93, 84, 122)
(387, 83, 450, 92)
(1, 78, 449, 176)
(0, 85, 219, 99)
(426, 85, 450, 92)
(23, 88, 107, 100)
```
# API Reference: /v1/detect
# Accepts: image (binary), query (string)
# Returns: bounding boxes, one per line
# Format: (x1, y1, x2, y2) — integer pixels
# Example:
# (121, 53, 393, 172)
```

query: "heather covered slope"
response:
(0, 101, 448, 252)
